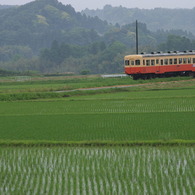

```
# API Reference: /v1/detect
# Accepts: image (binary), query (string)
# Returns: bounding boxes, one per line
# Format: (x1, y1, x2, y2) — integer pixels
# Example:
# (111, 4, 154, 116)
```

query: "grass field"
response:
(0, 75, 194, 194)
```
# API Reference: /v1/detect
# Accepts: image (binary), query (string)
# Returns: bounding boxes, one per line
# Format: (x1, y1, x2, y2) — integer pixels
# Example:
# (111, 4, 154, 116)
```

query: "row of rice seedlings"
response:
(58, 96, 195, 114)
(0, 111, 194, 141)
(1, 95, 195, 116)
(0, 147, 194, 194)
(91, 98, 195, 114)
(69, 112, 194, 141)
(42, 97, 194, 114)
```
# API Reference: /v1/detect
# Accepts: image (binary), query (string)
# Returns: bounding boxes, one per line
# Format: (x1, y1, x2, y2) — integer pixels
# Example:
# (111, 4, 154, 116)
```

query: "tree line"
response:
(1, 34, 195, 75)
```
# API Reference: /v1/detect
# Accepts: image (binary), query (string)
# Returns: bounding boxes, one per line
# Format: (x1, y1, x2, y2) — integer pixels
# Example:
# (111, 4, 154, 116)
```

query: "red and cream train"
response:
(124, 51, 195, 79)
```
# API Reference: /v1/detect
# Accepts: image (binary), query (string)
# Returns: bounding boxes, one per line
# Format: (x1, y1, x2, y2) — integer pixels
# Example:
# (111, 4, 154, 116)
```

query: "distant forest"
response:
(0, 0, 195, 75)
(82, 5, 195, 36)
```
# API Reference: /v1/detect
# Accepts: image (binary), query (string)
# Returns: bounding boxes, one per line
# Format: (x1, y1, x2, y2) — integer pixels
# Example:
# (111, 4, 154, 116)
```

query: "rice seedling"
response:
(0, 147, 194, 195)
(0, 92, 194, 142)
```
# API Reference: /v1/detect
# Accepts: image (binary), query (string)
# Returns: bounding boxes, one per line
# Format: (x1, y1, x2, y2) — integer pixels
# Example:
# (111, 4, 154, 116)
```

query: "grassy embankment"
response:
(0, 75, 194, 101)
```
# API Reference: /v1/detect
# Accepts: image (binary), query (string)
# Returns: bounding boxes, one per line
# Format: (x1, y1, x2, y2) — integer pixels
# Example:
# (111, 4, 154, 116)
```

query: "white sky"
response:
(1, 0, 195, 11)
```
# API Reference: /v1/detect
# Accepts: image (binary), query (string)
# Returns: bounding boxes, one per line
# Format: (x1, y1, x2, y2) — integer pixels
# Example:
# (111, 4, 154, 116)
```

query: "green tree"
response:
(158, 35, 194, 51)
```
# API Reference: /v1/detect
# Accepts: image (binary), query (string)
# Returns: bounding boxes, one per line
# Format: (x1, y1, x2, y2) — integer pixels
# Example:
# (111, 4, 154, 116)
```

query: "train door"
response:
(155, 59, 160, 74)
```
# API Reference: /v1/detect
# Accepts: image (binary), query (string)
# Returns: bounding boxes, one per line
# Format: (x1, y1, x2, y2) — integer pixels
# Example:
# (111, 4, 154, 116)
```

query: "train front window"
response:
(135, 60, 140, 65)
(131, 61, 135, 66)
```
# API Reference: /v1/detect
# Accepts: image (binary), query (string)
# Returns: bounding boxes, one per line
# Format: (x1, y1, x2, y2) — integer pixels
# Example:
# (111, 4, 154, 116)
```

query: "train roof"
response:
(125, 51, 195, 58)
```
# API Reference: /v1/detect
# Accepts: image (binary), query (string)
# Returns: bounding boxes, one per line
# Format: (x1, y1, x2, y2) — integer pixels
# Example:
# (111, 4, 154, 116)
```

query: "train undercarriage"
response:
(131, 71, 195, 80)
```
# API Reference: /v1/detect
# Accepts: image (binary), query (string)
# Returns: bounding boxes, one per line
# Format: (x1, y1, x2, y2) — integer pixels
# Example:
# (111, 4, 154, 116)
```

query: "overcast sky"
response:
(1, 0, 195, 11)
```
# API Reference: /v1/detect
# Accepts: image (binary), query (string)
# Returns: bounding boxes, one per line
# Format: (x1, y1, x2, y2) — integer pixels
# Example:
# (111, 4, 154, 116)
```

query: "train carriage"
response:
(124, 51, 195, 80)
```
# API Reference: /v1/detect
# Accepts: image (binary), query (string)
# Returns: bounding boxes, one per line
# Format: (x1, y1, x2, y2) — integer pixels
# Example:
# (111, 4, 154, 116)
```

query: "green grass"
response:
(0, 76, 131, 93)
(0, 75, 192, 94)
(0, 75, 194, 101)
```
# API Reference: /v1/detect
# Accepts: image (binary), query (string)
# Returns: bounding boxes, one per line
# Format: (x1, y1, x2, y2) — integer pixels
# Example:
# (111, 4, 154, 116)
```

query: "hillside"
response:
(0, 0, 110, 52)
(82, 5, 195, 36)
(0, 5, 16, 9)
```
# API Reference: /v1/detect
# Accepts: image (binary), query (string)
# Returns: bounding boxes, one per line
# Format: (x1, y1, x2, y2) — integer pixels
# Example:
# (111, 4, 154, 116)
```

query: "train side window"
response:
(131, 61, 135, 65)
(146, 60, 150, 66)
(183, 58, 187, 64)
(169, 59, 173, 65)
(193, 58, 195, 63)
(156, 59, 159, 64)
(143, 60, 145, 65)
(160, 59, 163, 65)
(188, 58, 191, 63)
(174, 58, 177, 64)
(164, 59, 168, 65)
(179, 58, 182, 64)
(151, 60, 155, 66)
(135, 60, 140, 65)
(125, 60, 129, 65)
